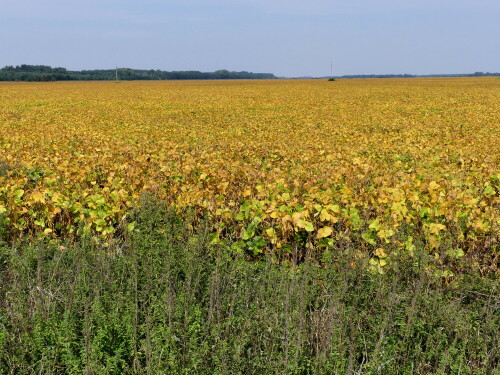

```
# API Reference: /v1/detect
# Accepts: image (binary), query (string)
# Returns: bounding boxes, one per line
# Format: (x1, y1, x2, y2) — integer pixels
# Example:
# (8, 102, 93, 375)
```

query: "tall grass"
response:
(0, 197, 498, 374)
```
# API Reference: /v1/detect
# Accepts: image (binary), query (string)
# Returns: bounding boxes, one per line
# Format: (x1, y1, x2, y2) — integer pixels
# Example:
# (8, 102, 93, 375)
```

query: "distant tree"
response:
(0, 65, 277, 81)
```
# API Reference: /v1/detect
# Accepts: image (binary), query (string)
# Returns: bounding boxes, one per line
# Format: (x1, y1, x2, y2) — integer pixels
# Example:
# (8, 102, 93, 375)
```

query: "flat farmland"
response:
(0, 78, 498, 273)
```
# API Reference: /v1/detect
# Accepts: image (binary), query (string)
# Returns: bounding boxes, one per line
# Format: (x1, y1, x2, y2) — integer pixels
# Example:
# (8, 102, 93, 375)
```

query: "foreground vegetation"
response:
(0, 199, 498, 374)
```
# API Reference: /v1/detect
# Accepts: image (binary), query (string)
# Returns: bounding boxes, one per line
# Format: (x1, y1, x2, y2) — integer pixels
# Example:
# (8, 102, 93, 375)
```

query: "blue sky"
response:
(1, 0, 499, 76)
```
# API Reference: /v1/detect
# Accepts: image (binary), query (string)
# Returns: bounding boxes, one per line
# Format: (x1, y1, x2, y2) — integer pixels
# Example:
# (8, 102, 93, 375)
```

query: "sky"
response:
(1, 0, 499, 77)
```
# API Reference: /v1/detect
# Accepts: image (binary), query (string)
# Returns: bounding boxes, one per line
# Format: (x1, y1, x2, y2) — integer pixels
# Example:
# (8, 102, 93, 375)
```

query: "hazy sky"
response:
(1, 0, 499, 77)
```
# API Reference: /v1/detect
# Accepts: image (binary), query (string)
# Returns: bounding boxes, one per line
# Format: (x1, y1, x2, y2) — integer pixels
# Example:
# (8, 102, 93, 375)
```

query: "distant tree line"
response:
(333, 72, 500, 79)
(0, 65, 276, 81)
(1, 65, 497, 81)
(337, 74, 416, 79)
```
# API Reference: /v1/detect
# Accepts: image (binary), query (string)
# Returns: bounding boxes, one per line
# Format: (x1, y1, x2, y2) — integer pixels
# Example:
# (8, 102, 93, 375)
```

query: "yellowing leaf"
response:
(428, 223, 446, 234)
(292, 212, 303, 223)
(50, 207, 62, 214)
(31, 191, 45, 203)
(374, 248, 387, 258)
(429, 181, 440, 190)
(266, 227, 276, 237)
(428, 235, 440, 248)
(377, 229, 394, 240)
(316, 226, 333, 239)
(327, 204, 340, 213)
(297, 220, 314, 232)
(319, 209, 331, 222)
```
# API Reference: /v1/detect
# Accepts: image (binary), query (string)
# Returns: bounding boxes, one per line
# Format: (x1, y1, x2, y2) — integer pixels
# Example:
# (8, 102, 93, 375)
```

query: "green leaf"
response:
(484, 185, 495, 196)
(362, 231, 377, 245)
(420, 207, 430, 218)
(368, 219, 381, 231)
(14, 189, 25, 199)
(209, 232, 220, 244)
(321, 249, 333, 263)
(34, 219, 45, 228)
(446, 248, 465, 259)
(242, 227, 255, 240)
(297, 219, 314, 232)
(231, 241, 246, 252)
(95, 219, 107, 228)
(404, 237, 416, 253)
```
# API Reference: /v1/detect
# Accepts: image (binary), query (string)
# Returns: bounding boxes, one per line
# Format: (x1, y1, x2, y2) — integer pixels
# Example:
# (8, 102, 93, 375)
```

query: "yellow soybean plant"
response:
(0, 78, 498, 273)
